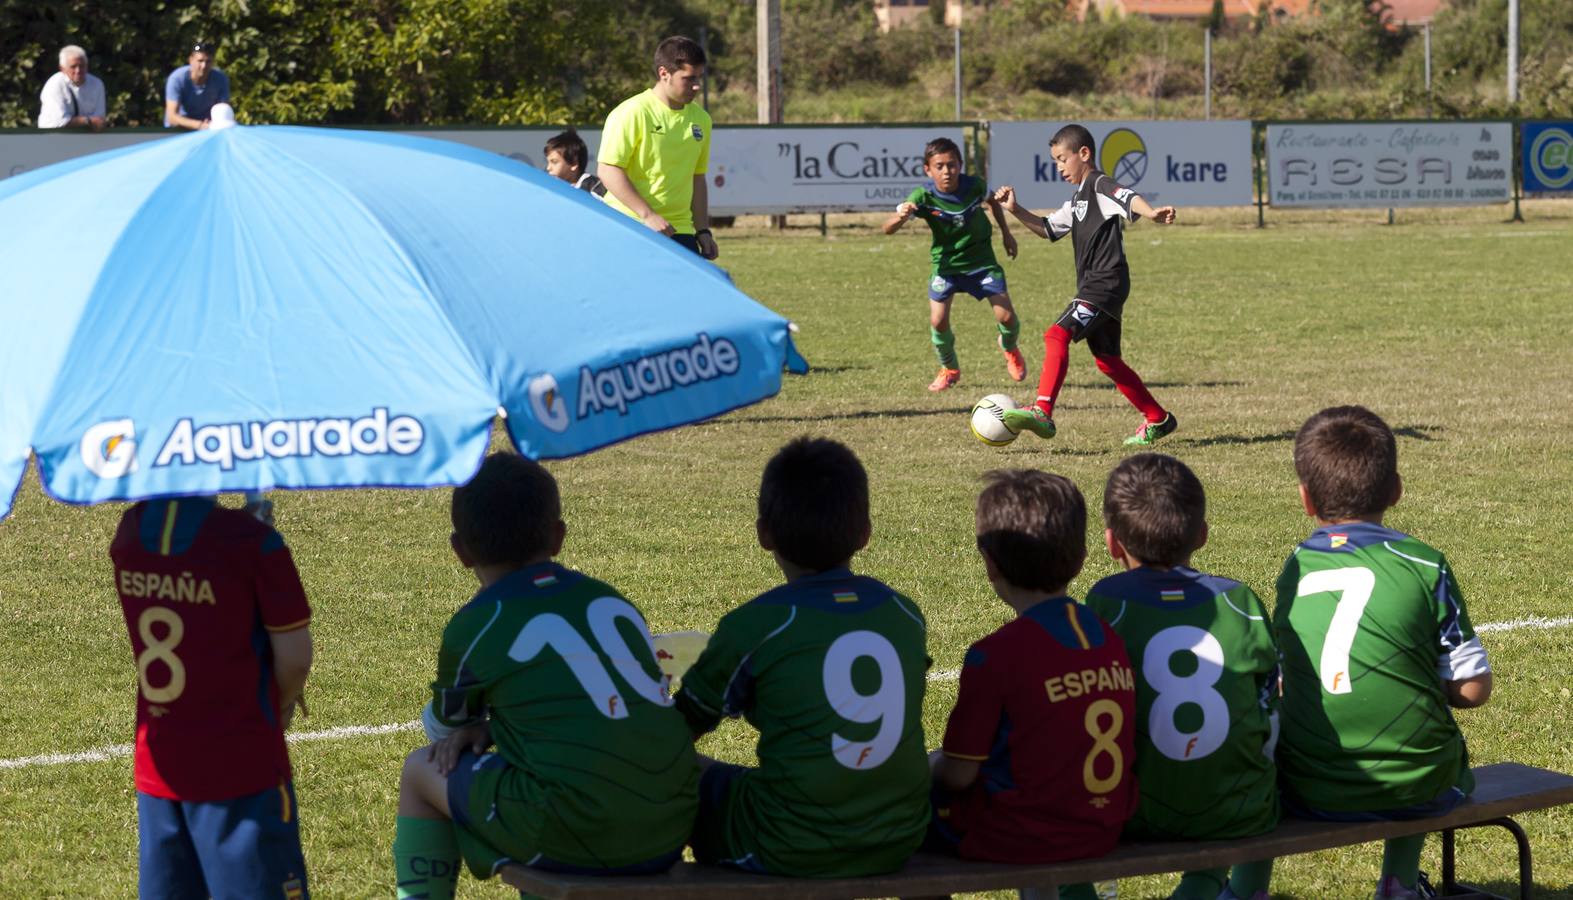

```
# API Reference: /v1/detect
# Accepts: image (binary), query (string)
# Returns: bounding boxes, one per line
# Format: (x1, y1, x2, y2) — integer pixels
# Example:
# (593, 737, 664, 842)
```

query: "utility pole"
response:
(758, 0, 784, 228)
(757, 0, 782, 124)
(1507, 0, 1519, 105)
(1204, 28, 1212, 120)
(953, 26, 962, 121)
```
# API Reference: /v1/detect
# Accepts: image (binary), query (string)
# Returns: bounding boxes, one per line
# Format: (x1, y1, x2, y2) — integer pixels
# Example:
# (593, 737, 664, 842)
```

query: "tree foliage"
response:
(3, 0, 1572, 128)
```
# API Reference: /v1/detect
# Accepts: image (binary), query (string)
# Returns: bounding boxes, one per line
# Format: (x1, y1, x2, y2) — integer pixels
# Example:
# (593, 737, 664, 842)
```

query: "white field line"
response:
(6, 614, 1571, 772)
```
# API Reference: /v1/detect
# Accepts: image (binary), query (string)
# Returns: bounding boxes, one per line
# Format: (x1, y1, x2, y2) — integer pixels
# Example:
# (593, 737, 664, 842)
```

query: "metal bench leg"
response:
(1438, 816, 1533, 900)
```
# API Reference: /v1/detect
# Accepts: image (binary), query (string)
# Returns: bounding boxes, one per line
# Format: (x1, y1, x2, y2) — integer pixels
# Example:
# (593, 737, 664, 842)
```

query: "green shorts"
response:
(448, 750, 684, 879)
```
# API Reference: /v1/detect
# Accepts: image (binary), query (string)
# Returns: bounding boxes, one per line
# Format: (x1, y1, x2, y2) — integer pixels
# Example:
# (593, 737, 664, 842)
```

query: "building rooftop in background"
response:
(876, 0, 1443, 30)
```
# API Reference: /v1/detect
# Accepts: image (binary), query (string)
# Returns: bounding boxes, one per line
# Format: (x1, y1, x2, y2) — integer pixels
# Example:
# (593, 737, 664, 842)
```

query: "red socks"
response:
(1095, 354, 1165, 423)
(1035, 325, 1072, 416)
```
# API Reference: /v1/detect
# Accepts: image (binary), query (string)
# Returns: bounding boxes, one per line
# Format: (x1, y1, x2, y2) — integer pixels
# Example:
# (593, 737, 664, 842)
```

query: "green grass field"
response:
(3, 203, 1571, 898)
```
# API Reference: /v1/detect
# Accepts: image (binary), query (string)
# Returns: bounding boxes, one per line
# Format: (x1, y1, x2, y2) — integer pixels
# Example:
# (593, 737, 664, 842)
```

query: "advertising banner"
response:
(3, 124, 960, 215)
(1521, 122, 1573, 193)
(1267, 122, 1512, 207)
(988, 120, 1253, 209)
(705, 126, 966, 215)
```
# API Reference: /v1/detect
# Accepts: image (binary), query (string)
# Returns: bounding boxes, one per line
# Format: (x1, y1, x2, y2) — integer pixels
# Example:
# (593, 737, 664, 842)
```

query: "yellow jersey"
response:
(599, 88, 712, 235)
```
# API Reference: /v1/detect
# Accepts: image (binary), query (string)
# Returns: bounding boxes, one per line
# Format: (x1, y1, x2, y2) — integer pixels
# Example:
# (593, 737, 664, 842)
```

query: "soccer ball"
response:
(970, 394, 1019, 446)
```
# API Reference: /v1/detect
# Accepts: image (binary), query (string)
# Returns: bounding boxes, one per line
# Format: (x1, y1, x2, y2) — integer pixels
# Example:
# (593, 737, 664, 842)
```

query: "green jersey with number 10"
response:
(676, 568, 931, 877)
(1274, 523, 1488, 813)
(1085, 565, 1279, 840)
(430, 562, 698, 869)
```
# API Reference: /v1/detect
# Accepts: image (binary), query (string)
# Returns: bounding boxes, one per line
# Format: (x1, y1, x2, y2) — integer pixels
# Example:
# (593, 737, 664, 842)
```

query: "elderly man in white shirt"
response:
(38, 45, 108, 130)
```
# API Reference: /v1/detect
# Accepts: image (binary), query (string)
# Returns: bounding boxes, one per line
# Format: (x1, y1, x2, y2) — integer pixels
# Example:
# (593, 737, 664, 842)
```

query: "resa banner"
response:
(1521, 122, 1573, 193)
(987, 120, 1253, 209)
(1267, 122, 1512, 207)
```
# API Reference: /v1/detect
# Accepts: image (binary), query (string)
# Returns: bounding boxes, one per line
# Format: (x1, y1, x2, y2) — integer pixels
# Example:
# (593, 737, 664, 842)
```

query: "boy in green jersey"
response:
(1083, 454, 1278, 900)
(676, 437, 931, 876)
(392, 453, 699, 900)
(883, 137, 1026, 392)
(1276, 407, 1493, 900)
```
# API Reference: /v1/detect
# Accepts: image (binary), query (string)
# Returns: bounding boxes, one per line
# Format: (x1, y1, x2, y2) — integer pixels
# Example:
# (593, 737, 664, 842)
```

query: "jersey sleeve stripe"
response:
(1381, 541, 1440, 568)
(1064, 604, 1092, 649)
(719, 606, 797, 713)
(453, 601, 504, 687)
(1223, 594, 1265, 621)
(890, 595, 926, 631)
(159, 500, 179, 556)
(264, 616, 311, 633)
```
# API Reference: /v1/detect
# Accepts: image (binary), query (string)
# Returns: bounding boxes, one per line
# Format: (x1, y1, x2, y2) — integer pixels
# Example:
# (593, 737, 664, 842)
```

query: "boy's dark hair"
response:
(1294, 406, 1399, 521)
(1103, 454, 1206, 567)
(975, 469, 1086, 592)
(451, 453, 562, 568)
(923, 137, 962, 164)
(758, 437, 869, 572)
(654, 36, 706, 77)
(1050, 123, 1097, 159)
(544, 129, 588, 172)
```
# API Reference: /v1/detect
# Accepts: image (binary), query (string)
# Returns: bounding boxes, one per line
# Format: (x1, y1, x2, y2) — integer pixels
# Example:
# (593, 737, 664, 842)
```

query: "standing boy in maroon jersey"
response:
(930, 469, 1138, 868)
(111, 495, 313, 898)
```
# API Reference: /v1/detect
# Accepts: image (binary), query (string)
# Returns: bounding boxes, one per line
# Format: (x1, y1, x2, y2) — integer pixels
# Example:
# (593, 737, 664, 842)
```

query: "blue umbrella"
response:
(0, 126, 805, 519)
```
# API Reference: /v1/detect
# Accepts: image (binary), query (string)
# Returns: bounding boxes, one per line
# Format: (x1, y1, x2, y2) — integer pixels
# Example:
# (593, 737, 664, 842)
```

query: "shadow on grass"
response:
(1173, 424, 1442, 449)
(725, 406, 966, 425)
(1394, 425, 1442, 441)
(1067, 380, 1248, 390)
(799, 365, 871, 375)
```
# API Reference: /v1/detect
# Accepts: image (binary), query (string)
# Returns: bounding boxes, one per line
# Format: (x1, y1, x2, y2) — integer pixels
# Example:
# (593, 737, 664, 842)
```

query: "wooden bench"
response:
(501, 763, 1573, 899)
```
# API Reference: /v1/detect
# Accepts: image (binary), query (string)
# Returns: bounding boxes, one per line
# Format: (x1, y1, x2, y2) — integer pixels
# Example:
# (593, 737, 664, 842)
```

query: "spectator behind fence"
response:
(165, 42, 231, 130)
(38, 45, 107, 130)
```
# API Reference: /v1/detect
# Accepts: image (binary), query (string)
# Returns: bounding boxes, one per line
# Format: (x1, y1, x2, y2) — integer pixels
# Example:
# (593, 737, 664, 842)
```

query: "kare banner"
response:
(1267, 122, 1512, 207)
(1522, 122, 1573, 193)
(987, 120, 1253, 209)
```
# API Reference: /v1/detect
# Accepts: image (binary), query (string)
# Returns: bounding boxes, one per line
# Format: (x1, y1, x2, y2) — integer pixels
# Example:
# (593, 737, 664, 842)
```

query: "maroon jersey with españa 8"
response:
(111, 497, 311, 801)
(940, 596, 1138, 862)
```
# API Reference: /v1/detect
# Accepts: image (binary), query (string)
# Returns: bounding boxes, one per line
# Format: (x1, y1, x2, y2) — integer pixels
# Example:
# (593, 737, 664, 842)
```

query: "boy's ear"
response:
(1389, 472, 1403, 509)
(1298, 483, 1318, 518)
(756, 517, 775, 552)
(1079, 145, 1093, 163)
(1104, 528, 1126, 561)
(548, 520, 568, 557)
(450, 531, 474, 569)
(1195, 520, 1210, 553)
(978, 544, 1003, 582)
(854, 517, 872, 554)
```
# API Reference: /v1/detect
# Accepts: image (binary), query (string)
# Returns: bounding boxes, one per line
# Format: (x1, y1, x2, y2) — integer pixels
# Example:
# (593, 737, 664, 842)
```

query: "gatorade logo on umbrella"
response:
(81, 419, 139, 478)
(528, 373, 571, 433)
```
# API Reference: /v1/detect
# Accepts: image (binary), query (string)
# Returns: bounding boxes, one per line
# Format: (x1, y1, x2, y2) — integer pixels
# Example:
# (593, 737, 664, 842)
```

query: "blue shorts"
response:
(928, 267, 1008, 302)
(1284, 785, 1467, 823)
(137, 782, 307, 900)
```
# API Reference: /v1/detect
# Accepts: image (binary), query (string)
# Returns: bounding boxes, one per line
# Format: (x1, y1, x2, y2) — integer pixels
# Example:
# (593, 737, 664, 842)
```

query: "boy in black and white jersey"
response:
(996, 124, 1179, 447)
(545, 129, 607, 198)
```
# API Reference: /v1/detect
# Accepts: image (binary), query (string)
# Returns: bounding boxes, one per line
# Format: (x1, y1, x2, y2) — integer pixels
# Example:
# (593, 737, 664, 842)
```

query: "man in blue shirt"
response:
(165, 42, 231, 130)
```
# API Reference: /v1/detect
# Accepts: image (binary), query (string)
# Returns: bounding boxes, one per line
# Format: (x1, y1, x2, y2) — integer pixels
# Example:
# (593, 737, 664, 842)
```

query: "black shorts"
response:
(1054, 299, 1122, 357)
(671, 233, 703, 255)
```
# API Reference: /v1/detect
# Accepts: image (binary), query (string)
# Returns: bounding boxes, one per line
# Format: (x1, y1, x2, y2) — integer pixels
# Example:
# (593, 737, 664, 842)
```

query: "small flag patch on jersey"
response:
(533, 573, 558, 588)
(1330, 533, 1348, 548)
(833, 591, 858, 603)
(1160, 589, 1185, 602)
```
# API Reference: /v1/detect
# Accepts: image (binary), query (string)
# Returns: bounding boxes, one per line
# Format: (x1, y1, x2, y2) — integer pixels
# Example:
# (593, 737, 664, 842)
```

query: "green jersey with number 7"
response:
(1274, 523, 1490, 813)
(676, 568, 931, 877)
(1085, 565, 1280, 840)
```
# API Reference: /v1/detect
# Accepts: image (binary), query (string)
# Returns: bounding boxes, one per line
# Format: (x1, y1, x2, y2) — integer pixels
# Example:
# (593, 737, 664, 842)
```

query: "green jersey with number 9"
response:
(1085, 566, 1280, 840)
(1274, 523, 1489, 813)
(676, 568, 931, 877)
(429, 562, 699, 872)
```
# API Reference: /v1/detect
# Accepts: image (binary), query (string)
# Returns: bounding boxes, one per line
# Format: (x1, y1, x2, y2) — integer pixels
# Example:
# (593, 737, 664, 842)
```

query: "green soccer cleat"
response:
(1002, 405, 1056, 439)
(1124, 412, 1179, 446)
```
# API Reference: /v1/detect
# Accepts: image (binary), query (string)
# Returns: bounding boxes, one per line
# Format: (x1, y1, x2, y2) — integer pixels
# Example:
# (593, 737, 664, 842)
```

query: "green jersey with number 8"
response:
(676, 568, 931, 877)
(1085, 565, 1280, 840)
(1274, 523, 1490, 813)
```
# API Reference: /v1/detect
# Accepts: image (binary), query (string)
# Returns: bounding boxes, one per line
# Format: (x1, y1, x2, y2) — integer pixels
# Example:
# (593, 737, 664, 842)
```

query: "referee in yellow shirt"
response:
(598, 36, 718, 260)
